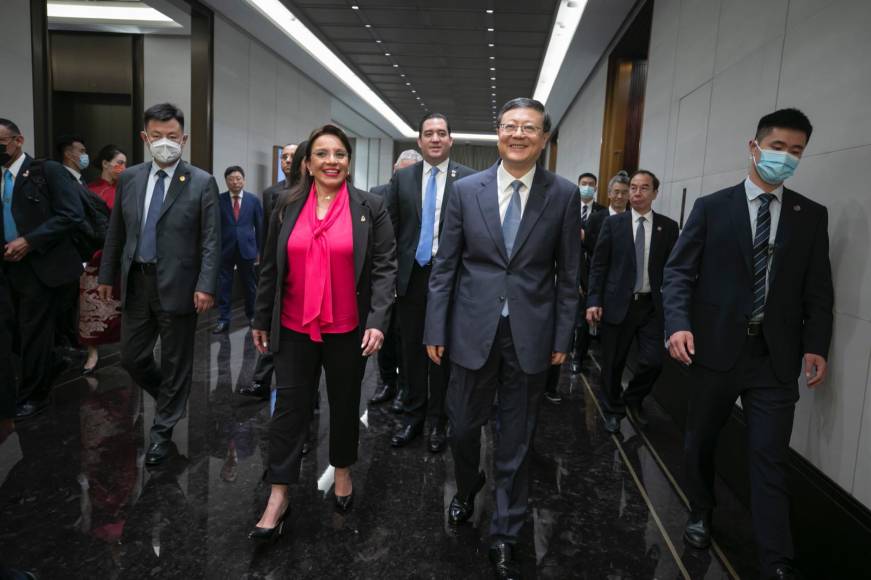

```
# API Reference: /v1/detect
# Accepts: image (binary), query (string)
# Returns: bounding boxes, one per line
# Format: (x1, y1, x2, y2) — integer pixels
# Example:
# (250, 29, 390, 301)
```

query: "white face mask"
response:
(147, 136, 183, 165)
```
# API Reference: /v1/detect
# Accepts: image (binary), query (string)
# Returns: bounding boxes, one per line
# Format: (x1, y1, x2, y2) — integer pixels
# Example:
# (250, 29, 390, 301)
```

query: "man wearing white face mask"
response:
(662, 108, 833, 580)
(98, 103, 221, 466)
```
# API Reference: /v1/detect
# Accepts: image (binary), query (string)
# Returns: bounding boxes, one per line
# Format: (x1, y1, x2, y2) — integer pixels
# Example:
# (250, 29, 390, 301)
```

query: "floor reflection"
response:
(0, 312, 758, 579)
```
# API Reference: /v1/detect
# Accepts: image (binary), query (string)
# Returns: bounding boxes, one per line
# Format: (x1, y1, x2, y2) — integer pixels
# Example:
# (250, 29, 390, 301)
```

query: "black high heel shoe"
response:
(248, 504, 290, 543)
(334, 492, 353, 513)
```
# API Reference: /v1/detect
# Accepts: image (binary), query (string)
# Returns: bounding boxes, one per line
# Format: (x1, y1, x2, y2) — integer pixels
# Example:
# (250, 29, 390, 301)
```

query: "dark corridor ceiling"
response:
(285, 0, 560, 134)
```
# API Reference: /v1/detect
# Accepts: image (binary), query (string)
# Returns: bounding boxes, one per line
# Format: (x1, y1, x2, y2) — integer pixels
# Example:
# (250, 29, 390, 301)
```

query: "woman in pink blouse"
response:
(249, 125, 396, 542)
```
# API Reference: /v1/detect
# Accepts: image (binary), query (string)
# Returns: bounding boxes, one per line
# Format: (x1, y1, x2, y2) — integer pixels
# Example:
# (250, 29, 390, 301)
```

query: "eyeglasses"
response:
(498, 123, 542, 136)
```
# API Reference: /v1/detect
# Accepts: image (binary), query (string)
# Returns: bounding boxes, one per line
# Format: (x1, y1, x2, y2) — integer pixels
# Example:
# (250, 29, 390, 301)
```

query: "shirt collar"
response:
(497, 162, 536, 193)
(64, 165, 81, 180)
(423, 158, 450, 176)
(150, 159, 181, 181)
(230, 190, 244, 199)
(631, 207, 653, 222)
(581, 199, 594, 208)
(744, 176, 783, 203)
(609, 206, 620, 216)
(5, 153, 27, 180)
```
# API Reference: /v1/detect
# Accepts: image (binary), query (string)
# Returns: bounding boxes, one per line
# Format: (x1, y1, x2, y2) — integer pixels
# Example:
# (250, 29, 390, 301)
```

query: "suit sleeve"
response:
(98, 174, 127, 285)
(554, 189, 582, 353)
(196, 176, 221, 295)
(586, 217, 613, 309)
(253, 206, 281, 332)
(253, 196, 264, 255)
(364, 195, 397, 333)
(662, 197, 707, 338)
(23, 161, 84, 251)
(800, 207, 834, 358)
(423, 180, 464, 347)
(384, 172, 400, 239)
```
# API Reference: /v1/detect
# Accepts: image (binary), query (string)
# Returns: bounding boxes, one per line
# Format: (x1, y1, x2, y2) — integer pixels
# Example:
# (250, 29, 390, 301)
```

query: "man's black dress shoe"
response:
(627, 402, 649, 428)
(15, 399, 48, 420)
(369, 383, 396, 405)
(489, 542, 521, 580)
(248, 504, 290, 543)
(544, 389, 562, 404)
(683, 510, 712, 549)
(391, 424, 421, 448)
(389, 392, 405, 414)
(145, 441, 174, 466)
(603, 413, 621, 434)
(212, 321, 229, 334)
(239, 382, 270, 400)
(770, 565, 800, 579)
(428, 425, 447, 453)
(448, 471, 486, 525)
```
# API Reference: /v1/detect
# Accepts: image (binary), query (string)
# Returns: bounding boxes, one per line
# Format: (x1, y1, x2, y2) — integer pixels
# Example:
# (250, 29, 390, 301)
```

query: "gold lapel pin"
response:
(793, 204, 801, 211)
(179, 175, 186, 182)
(657, 226, 662, 231)
(361, 215, 366, 222)
(450, 169, 457, 178)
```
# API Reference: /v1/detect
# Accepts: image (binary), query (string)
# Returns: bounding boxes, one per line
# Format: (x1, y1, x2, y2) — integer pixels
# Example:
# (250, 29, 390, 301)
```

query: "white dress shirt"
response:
(421, 158, 450, 257)
(581, 199, 595, 222)
(608, 206, 620, 216)
(64, 165, 82, 182)
(496, 163, 535, 224)
(631, 208, 653, 293)
(138, 160, 181, 259)
(1, 153, 27, 199)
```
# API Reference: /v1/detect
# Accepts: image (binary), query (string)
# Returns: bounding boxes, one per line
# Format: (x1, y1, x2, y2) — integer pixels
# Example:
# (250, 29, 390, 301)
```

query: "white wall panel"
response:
(2, 0, 34, 155)
(672, 0, 720, 99)
(554, 62, 607, 184)
(671, 82, 711, 182)
(144, 36, 191, 162)
(713, 0, 788, 75)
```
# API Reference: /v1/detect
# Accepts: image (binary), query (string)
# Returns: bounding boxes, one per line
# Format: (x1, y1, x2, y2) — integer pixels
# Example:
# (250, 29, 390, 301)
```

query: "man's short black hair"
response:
(630, 169, 660, 191)
(0, 119, 21, 135)
(144, 102, 185, 129)
(578, 172, 597, 184)
(224, 165, 245, 178)
(496, 98, 552, 133)
(418, 112, 451, 137)
(756, 108, 813, 142)
(55, 134, 86, 161)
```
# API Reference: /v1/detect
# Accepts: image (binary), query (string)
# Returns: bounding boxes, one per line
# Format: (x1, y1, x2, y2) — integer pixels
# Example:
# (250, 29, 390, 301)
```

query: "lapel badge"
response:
(179, 175, 186, 182)
(361, 215, 366, 223)
(22, 170, 29, 178)
(657, 226, 662, 231)
(450, 169, 457, 178)
(793, 204, 801, 211)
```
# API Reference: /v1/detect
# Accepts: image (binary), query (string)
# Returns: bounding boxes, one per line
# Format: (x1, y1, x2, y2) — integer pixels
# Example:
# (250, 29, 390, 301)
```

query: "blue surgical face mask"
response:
(78, 153, 90, 171)
(753, 142, 799, 185)
(579, 185, 596, 200)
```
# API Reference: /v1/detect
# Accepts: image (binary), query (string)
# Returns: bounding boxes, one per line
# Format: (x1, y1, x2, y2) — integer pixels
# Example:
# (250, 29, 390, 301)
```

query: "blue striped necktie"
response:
(501, 180, 523, 316)
(751, 193, 775, 318)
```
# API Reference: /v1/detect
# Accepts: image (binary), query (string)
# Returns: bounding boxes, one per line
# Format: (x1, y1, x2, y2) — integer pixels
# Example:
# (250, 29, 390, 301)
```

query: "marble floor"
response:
(0, 307, 761, 579)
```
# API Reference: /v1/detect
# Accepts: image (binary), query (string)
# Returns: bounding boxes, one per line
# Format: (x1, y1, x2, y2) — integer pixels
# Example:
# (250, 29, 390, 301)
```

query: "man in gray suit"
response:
(424, 98, 581, 579)
(99, 103, 220, 465)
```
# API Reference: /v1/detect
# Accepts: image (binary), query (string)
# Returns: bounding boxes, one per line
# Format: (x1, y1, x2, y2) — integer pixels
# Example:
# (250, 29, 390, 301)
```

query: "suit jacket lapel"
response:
(133, 162, 151, 228)
(769, 189, 795, 291)
(12, 155, 32, 197)
(510, 169, 552, 259)
(276, 195, 306, 283)
(649, 212, 662, 279)
(349, 187, 369, 285)
(413, 162, 424, 223)
(159, 161, 190, 220)
(475, 166, 508, 263)
(439, 161, 457, 232)
(624, 212, 636, 271)
(730, 183, 753, 275)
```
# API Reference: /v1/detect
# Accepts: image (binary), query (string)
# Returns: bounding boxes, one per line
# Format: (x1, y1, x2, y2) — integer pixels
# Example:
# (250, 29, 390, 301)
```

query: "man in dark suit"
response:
(424, 98, 580, 579)
(587, 170, 679, 433)
(242, 144, 297, 399)
(578, 171, 604, 222)
(1, 118, 84, 419)
(214, 166, 262, 334)
(99, 103, 220, 465)
(663, 109, 833, 580)
(384, 113, 475, 452)
(368, 149, 422, 412)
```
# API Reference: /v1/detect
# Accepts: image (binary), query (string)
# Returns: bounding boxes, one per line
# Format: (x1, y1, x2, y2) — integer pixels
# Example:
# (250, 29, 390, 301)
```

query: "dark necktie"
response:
(752, 194, 775, 318)
(634, 216, 646, 292)
(581, 204, 589, 223)
(138, 170, 167, 262)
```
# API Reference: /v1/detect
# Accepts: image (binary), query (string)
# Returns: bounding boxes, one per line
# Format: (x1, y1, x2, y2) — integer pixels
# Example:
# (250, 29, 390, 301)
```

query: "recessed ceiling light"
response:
(416, 96, 420, 100)
(411, 89, 416, 93)
(486, 9, 494, 14)
(487, 28, 494, 32)
(490, 77, 496, 80)
(400, 74, 406, 77)
(351, 4, 359, 9)
(491, 85, 496, 88)
(376, 39, 382, 43)
(405, 82, 411, 86)
(491, 92, 496, 96)
(384, 52, 391, 56)
(365, 24, 371, 28)
(489, 56, 495, 60)
(490, 67, 495, 71)
(393, 64, 398, 67)
(488, 43, 495, 47)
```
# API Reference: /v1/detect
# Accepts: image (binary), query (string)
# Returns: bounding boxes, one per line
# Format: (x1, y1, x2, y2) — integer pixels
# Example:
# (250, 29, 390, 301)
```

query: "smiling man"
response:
(424, 98, 580, 580)
(384, 113, 475, 453)
(662, 108, 833, 579)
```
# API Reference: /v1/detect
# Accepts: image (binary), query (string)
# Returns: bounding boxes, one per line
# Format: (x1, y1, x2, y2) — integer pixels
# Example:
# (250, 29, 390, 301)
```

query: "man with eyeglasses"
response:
(384, 113, 475, 453)
(586, 170, 679, 434)
(424, 98, 580, 579)
(0, 118, 84, 419)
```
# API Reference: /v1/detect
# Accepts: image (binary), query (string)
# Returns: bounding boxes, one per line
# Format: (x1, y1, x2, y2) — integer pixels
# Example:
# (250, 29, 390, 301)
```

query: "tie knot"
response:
(759, 193, 775, 206)
(431, 166, 439, 176)
(511, 180, 523, 194)
(156, 169, 167, 179)
(638, 215, 646, 223)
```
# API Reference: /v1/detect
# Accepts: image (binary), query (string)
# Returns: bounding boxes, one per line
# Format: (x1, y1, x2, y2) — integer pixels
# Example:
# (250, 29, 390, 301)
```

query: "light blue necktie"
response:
(415, 166, 439, 266)
(501, 180, 523, 316)
(137, 169, 167, 262)
(2, 170, 17, 243)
